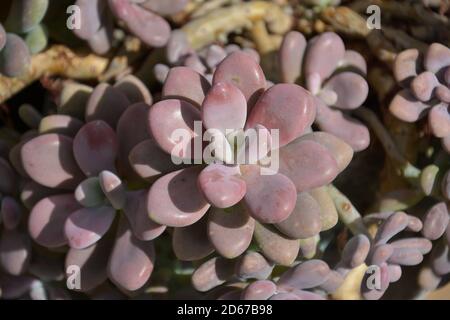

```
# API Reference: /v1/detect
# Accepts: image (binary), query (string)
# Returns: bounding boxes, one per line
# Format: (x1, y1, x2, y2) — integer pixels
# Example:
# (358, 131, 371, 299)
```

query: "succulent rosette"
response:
(389, 43, 450, 153)
(19, 75, 161, 293)
(73, 0, 189, 54)
(190, 211, 435, 300)
(136, 51, 354, 270)
(279, 31, 370, 152)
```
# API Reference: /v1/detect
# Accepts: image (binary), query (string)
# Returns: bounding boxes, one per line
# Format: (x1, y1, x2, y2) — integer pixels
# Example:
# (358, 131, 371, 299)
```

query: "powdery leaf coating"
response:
(85, 83, 130, 128)
(340, 234, 370, 268)
(310, 187, 338, 231)
(116, 103, 151, 179)
(73, 121, 118, 177)
(277, 260, 330, 290)
(114, 75, 153, 105)
(424, 42, 450, 74)
(375, 211, 409, 245)
(276, 192, 322, 239)
(28, 194, 81, 248)
(241, 280, 277, 300)
(162, 67, 211, 107)
(198, 164, 246, 209)
(278, 139, 339, 192)
(99, 171, 126, 210)
(241, 165, 296, 224)
(22, 134, 84, 189)
(202, 82, 247, 133)
(166, 30, 190, 64)
(246, 84, 315, 147)
(299, 132, 353, 174)
(436, 85, 450, 104)
(0, 229, 31, 276)
(390, 238, 432, 255)
(108, 0, 171, 47)
(422, 202, 449, 240)
(304, 32, 345, 88)
(389, 89, 430, 122)
(39, 115, 84, 137)
(207, 205, 255, 259)
(213, 52, 266, 109)
(148, 99, 201, 160)
(339, 50, 367, 74)
(279, 31, 306, 84)
(20, 181, 61, 211)
(172, 215, 214, 261)
(322, 72, 368, 110)
(369, 244, 394, 265)
(58, 82, 93, 119)
(74, 177, 105, 207)
(87, 19, 114, 55)
(388, 248, 424, 266)
(410, 71, 439, 102)
(393, 49, 421, 85)
(205, 45, 227, 70)
(431, 242, 450, 276)
(124, 190, 165, 241)
(254, 222, 300, 266)
(191, 257, 235, 292)
(428, 104, 450, 138)
(147, 167, 210, 227)
(387, 265, 402, 283)
(315, 98, 370, 151)
(0, 33, 31, 77)
(65, 235, 112, 292)
(235, 251, 273, 280)
(129, 139, 178, 180)
(108, 219, 155, 291)
(65, 206, 116, 249)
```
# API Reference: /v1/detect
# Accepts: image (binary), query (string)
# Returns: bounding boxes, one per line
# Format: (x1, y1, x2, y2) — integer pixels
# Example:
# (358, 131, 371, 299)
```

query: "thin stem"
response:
(327, 185, 371, 237)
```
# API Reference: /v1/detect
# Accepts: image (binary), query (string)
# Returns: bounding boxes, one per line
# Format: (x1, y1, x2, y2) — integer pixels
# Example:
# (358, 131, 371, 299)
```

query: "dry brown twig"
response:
(0, 45, 109, 104)
(182, 1, 292, 50)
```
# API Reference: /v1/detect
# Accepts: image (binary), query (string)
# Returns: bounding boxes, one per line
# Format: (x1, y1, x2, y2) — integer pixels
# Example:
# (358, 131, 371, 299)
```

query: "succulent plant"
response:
(130, 51, 358, 297)
(278, 31, 370, 152)
(18, 75, 161, 293)
(389, 43, 450, 153)
(356, 211, 432, 300)
(0, 0, 49, 77)
(73, 0, 188, 54)
(155, 30, 261, 84)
